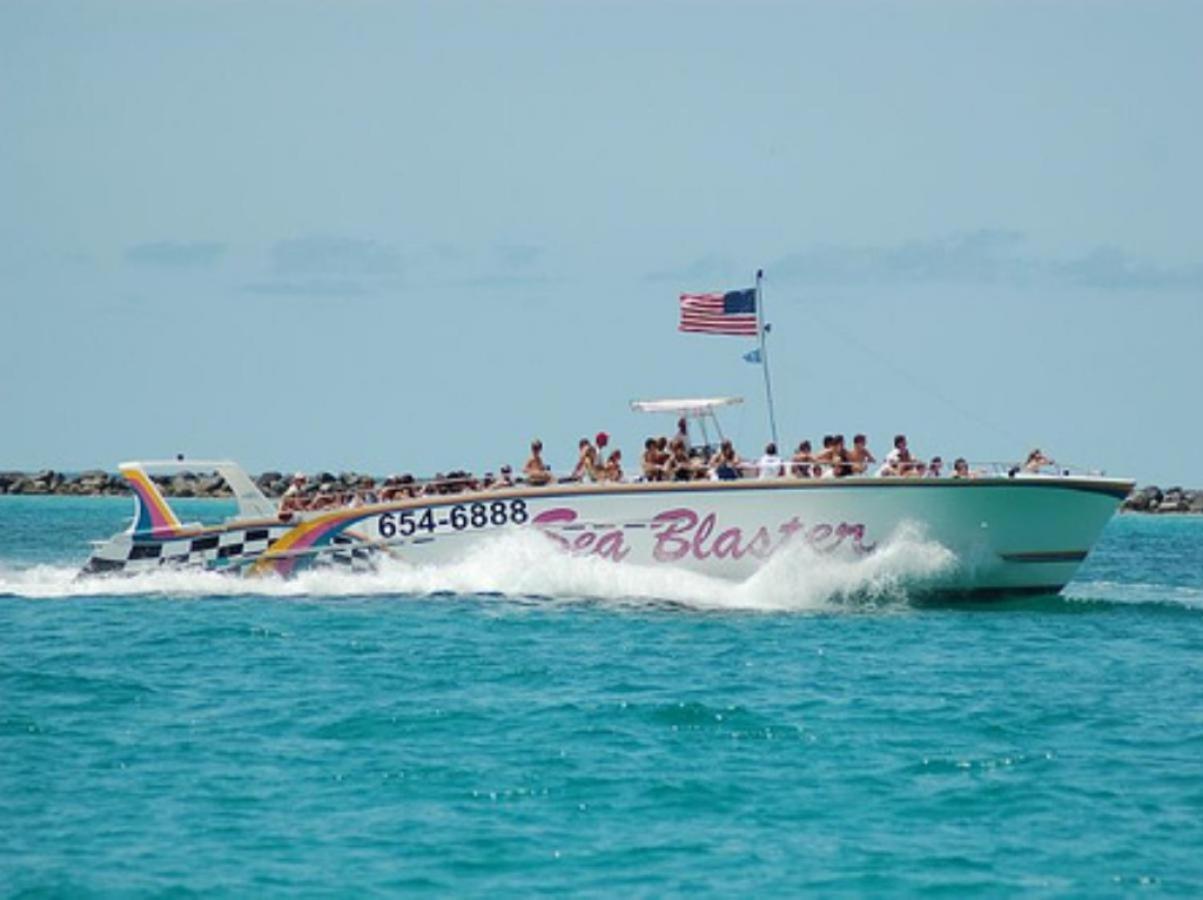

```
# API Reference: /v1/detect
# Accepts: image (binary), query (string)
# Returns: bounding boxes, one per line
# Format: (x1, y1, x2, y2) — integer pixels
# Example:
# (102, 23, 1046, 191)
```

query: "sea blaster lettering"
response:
(533, 506, 873, 565)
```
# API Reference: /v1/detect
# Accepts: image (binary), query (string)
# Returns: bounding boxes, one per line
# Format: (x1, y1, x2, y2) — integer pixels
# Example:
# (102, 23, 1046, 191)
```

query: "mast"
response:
(754, 269, 779, 446)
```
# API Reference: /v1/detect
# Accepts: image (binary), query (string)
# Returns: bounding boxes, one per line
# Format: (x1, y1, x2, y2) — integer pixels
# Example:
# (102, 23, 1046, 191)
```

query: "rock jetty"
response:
(0, 470, 376, 500)
(0, 471, 1198, 513)
(1120, 486, 1203, 514)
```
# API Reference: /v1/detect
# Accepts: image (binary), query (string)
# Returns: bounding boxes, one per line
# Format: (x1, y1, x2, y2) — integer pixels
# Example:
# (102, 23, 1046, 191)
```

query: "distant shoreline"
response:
(1, 469, 1199, 515)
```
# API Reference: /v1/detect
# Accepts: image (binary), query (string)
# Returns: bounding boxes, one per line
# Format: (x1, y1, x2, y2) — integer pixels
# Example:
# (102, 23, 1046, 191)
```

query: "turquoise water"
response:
(2, 498, 1202, 895)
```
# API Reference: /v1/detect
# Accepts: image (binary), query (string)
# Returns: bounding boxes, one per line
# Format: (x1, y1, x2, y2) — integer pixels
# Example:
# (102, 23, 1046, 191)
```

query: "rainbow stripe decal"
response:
(251, 509, 362, 576)
(122, 467, 183, 536)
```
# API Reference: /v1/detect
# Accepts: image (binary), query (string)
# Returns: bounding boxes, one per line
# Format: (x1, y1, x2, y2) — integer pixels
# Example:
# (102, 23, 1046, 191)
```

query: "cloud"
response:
(1051, 246, 1203, 290)
(654, 231, 1203, 291)
(243, 279, 369, 298)
(271, 235, 402, 277)
(125, 241, 226, 267)
(774, 230, 1203, 290)
(242, 234, 407, 299)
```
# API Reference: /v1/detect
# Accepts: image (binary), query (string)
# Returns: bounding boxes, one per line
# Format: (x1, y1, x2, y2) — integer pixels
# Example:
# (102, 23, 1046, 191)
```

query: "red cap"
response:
(595, 431, 609, 446)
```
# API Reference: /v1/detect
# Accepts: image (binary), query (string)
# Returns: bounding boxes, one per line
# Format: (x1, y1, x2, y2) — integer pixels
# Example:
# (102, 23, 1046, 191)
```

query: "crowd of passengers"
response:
(278, 418, 1056, 513)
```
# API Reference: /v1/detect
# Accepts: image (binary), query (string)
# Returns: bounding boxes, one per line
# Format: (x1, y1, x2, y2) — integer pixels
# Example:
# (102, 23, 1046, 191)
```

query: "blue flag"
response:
(743, 348, 762, 364)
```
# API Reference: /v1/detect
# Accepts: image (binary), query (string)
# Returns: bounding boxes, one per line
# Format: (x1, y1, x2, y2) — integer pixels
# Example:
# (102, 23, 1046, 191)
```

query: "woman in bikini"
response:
(523, 440, 553, 486)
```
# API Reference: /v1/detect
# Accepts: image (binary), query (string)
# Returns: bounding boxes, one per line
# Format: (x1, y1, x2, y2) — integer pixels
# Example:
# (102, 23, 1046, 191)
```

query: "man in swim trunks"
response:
(849, 434, 876, 474)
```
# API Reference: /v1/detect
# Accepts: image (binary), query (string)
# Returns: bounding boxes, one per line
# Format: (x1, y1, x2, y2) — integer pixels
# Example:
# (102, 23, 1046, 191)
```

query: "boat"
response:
(80, 398, 1133, 597)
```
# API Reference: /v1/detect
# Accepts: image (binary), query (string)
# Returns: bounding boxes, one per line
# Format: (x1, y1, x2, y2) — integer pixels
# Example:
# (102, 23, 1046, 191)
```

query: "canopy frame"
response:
(629, 397, 743, 451)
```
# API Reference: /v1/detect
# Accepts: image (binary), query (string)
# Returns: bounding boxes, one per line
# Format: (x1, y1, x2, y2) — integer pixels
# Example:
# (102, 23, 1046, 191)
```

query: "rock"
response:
(1114, 484, 1203, 514)
(195, 475, 227, 497)
(252, 471, 279, 497)
(33, 469, 63, 488)
(1122, 492, 1151, 512)
(77, 470, 112, 492)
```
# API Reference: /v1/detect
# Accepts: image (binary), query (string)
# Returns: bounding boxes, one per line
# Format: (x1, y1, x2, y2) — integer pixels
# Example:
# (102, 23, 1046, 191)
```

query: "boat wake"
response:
(0, 523, 958, 612)
(1062, 579, 1203, 610)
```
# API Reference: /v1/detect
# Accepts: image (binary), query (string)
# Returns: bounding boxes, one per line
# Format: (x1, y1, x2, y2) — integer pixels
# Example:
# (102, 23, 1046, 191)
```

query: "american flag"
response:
(678, 288, 759, 336)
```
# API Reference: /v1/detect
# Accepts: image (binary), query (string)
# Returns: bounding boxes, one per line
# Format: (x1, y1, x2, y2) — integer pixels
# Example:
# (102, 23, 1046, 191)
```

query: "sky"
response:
(1, 0, 1200, 485)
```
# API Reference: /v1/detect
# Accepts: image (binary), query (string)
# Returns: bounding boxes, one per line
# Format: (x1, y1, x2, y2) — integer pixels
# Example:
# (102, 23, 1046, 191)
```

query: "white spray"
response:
(0, 523, 957, 612)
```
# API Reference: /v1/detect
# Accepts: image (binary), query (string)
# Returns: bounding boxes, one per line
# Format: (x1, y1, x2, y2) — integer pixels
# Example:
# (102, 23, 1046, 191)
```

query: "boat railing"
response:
(275, 457, 1110, 516)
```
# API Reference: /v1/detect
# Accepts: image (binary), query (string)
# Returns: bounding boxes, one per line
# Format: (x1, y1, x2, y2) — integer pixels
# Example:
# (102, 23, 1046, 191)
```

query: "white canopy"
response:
(629, 397, 743, 418)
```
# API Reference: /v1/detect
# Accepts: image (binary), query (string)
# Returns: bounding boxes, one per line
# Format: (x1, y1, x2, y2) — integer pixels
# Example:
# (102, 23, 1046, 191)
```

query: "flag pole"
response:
(754, 268, 779, 446)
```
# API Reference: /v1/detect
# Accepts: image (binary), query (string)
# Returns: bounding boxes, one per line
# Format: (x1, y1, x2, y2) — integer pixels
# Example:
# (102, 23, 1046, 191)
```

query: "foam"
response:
(0, 523, 959, 612)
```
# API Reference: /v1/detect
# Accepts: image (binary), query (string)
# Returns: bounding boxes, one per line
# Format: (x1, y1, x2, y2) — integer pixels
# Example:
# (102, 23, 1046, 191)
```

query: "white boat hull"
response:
(84, 475, 1132, 596)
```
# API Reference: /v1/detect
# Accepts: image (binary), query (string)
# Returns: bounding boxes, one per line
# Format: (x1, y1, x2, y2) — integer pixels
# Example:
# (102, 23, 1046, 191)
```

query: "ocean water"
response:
(2, 498, 1201, 895)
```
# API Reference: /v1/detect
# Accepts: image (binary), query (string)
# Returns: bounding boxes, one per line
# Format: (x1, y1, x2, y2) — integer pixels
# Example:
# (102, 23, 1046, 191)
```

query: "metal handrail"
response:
(274, 457, 1109, 515)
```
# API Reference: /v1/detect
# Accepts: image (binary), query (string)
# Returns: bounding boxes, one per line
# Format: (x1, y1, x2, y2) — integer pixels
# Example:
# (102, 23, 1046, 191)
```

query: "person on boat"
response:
(756, 442, 784, 479)
(493, 464, 515, 489)
(309, 482, 337, 510)
(378, 476, 398, 502)
(885, 434, 917, 476)
(571, 437, 601, 482)
(951, 457, 976, 479)
(1024, 448, 1055, 473)
(814, 435, 835, 466)
(926, 456, 944, 478)
(849, 434, 876, 474)
(675, 417, 690, 451)
(790, 440, 814, 478)
(524, 440, 554, 486)
(596, 431, 610, 459)
(831, 434, 854, 478)
(666, 439, 696, 481)
(349, 476, 378, 507)
(709, 440, 742, 481)
(279, 472, 309, 514)
(640, 438, 664, 482)
(602, 449, 623, 482)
